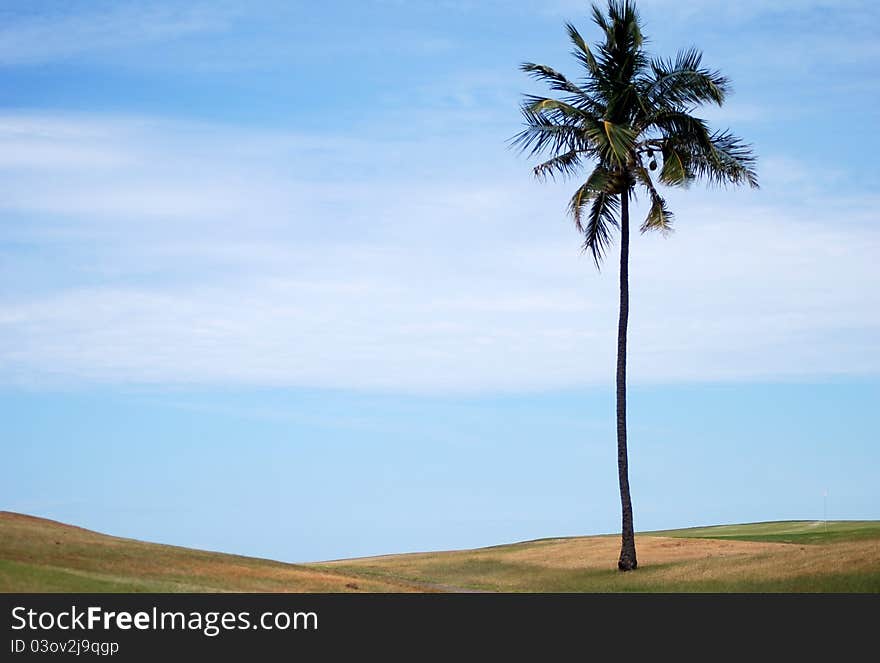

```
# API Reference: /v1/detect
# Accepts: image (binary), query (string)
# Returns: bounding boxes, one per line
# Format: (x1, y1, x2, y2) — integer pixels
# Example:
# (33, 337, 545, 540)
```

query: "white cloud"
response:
(0, 113, 877, 392)
(548, 0, 875, 21)
(0, 2, 235, 66)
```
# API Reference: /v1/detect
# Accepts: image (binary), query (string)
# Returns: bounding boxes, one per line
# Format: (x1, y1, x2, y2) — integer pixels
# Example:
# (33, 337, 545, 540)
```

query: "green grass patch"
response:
(0, 559, 174, 592)
(647, 520, 880, 545)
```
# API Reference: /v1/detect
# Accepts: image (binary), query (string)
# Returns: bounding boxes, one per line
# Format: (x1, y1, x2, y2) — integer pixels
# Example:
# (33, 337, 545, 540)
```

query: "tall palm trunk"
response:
(617, 189, 637, 571)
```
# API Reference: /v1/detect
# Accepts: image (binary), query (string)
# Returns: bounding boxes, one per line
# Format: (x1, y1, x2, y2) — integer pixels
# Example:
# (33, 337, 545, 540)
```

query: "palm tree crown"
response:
(513, 0, 758, 266)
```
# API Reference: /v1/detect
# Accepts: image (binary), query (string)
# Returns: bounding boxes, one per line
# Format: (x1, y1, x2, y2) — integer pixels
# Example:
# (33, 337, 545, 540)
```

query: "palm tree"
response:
(513, 0, 757, 571)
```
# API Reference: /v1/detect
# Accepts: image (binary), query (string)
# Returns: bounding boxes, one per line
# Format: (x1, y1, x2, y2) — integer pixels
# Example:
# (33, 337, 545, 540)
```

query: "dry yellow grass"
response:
(0, 511, 422, 592)
(4, 512, 879, 592)
(321, 532, 880, 592)
(642, 538, 880, 586)
(487, 535, 786, 569)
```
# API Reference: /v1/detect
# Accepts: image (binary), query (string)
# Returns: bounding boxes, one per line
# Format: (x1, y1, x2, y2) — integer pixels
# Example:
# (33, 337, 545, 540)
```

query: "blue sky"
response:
(1, 1, 878, 562)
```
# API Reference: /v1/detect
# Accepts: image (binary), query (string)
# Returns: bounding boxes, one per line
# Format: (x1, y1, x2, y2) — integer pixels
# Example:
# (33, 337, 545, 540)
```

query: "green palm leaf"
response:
(634, 165, 673, 233)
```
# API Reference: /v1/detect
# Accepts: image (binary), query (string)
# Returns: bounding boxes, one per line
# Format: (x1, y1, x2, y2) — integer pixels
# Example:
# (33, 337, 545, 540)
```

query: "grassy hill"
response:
(0, 512, 422, 592)
(322, 520, 880, 592)
(2, 511, 879, 592)
(648, 520, 880, 545)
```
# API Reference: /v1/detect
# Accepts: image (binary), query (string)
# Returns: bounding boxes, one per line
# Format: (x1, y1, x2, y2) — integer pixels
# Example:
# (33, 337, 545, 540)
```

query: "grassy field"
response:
(648, 520, 880, 545)
(2, 511, 879, 592)
(321, 520, 880, 592)
(0, 512, 422, 592)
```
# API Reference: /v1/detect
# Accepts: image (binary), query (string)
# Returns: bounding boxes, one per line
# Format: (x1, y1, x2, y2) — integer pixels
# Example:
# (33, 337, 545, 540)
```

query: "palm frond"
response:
(582, 191, 620, 267)
(533, 150, 586, 181)
(510, 107, 581, 158)
(602, 119, 636, 165)
(566, 90, 607, 117)
(634, 165, 674, 233)
(568, 166, 613, 233)
(513, 98, 621, 165)
(644, 48, 730, 108)
(590, 3, 612, 37)
(520, 62, 585, 95)
(522, 95, 595, 122)
(643, 196, 673, 234)
(703, 130, 759, 188)
(663, 130, 759, 188)
(648, 109, 714, 154)
(565, 22, 601, 79)
(657, 142, 693, 186)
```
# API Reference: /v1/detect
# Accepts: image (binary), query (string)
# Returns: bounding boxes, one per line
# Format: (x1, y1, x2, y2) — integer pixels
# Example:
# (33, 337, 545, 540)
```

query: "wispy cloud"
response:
(0, 1, 236, 66)
(0, 1, 457, 72)
(0, 112, 877, 391)
(547, 0, 876, 21)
